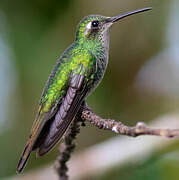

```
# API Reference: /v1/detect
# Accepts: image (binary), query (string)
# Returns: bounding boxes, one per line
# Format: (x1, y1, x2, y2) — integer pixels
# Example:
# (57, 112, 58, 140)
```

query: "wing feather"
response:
(16, 109, 58, 173)
(17, 60, 93, 173)
(37, 73, 87, 156)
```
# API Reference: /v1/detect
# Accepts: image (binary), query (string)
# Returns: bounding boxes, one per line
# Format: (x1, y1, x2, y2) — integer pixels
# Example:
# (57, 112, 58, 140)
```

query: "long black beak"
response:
(107, 7, 152, 23)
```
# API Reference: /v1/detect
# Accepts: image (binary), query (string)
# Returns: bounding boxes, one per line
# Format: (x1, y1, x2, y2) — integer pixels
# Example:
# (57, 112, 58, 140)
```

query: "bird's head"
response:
(75, 7, 152, 43)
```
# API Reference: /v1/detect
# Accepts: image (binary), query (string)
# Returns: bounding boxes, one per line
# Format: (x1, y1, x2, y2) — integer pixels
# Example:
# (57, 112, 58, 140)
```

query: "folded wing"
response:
(37, 72, 87, 156)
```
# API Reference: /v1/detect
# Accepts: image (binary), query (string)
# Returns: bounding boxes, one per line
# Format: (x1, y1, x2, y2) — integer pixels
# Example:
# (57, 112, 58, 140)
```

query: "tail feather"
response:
(17, 142, 32, 173)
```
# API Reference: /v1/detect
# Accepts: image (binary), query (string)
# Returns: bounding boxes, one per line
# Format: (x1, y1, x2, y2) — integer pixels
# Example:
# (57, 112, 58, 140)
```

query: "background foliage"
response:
(1, 0, 179, 179)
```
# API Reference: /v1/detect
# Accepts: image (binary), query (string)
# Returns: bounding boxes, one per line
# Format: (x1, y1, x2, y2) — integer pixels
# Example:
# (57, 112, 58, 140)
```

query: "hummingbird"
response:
(17, 7, 152, 173)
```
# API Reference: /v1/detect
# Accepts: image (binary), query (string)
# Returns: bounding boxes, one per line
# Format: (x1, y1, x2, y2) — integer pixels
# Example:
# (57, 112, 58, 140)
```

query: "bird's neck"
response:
(76, 32, 110, 59)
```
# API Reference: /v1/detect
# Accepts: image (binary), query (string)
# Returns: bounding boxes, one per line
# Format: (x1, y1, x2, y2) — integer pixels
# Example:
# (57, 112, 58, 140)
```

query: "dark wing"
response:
(37, 72, 87, 156)
(17, 107, 59, 173)
(17, 57, 66, 173)
(17, 73, 86, 172)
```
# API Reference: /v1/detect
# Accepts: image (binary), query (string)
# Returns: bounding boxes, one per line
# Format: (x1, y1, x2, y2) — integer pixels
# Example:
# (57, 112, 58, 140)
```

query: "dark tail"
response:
(17, 142, 32, 173)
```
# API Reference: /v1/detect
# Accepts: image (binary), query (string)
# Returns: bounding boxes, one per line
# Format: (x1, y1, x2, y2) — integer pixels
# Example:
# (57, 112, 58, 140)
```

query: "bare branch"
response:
(81, 105, 179, 138)
(55, 112, 84, 180)
(10, 113, 179, 180)
(54, 103, 179, 180)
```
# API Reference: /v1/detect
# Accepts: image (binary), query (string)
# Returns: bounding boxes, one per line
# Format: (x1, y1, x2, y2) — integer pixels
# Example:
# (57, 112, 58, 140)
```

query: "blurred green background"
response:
(1, 0, 179, 179)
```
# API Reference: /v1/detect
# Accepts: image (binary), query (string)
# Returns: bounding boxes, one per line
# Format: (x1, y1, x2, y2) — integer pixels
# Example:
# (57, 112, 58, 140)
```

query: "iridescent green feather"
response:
(39, 47, 96, 114)
(32, 15, 107, 133)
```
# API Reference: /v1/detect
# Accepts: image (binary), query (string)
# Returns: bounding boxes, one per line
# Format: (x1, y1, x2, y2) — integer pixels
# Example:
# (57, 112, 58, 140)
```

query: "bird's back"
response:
(38, 43, 96, 116)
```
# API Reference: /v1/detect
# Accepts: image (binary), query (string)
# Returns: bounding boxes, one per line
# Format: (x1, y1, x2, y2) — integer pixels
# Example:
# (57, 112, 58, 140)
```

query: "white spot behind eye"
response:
(86, 22, 92, 30)
(84, 22, 92, 35)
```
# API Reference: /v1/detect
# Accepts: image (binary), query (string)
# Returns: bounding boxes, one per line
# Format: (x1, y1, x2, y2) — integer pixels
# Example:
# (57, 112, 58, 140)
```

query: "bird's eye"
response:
(92, 21, 99, 28)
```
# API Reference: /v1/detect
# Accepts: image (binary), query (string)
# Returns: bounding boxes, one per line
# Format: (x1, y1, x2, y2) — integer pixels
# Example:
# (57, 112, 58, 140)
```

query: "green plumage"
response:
(17, 7, 152, 173)
(40, 45, 96, 114)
